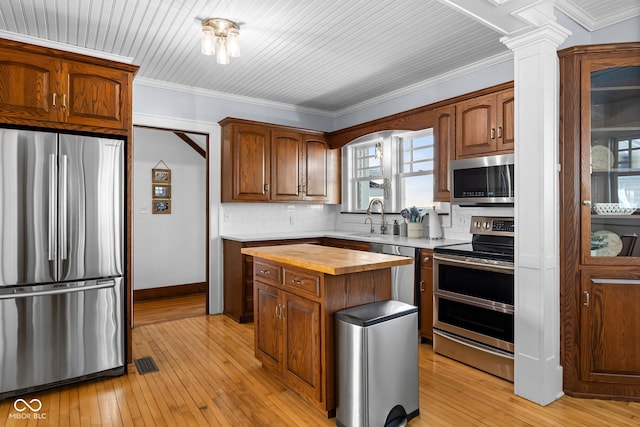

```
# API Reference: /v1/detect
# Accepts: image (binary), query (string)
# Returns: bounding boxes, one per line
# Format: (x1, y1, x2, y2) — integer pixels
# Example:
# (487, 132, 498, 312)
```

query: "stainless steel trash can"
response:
(335, 300, 419, 427)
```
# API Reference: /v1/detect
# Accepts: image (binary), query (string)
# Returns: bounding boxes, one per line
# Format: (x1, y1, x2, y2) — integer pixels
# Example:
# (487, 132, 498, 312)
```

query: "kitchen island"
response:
(240, 243, 413, 417)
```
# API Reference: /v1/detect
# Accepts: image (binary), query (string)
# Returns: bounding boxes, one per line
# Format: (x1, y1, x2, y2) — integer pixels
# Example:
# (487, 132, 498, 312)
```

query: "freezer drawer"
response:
(0, 278, 124, 398)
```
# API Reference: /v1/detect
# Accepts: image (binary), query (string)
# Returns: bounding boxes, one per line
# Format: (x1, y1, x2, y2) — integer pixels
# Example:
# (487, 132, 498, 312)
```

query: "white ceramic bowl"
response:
(593, 203, 636, 215)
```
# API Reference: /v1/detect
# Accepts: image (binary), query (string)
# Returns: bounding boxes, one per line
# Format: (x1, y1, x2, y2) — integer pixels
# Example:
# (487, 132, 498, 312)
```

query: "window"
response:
(615, 136, 640, 208)
(343, 129, 435, 212)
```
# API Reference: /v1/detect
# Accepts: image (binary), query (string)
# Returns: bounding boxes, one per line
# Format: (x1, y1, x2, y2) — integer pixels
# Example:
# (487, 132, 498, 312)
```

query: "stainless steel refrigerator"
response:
(0, 129, 125, 399)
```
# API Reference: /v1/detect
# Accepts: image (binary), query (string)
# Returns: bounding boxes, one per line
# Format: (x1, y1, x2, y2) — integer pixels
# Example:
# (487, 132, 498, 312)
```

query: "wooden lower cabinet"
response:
(578, 268, 640, 390)
(321, 237, 371, 251)
(418, 248, 434, 341)
(252, 259, 392, 416)
(256, 281, 322, 401)
(222, 238, 321, 323)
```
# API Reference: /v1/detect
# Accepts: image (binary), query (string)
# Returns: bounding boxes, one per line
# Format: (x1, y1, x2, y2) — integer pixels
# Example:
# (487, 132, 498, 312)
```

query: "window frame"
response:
(342, 129, 434, 213)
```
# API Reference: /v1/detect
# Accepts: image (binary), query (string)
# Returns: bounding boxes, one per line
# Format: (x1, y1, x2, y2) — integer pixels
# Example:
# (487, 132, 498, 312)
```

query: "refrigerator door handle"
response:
(60, 154, 68, 260)
(0, 279, 117, 300)
(48, 154, 57, 262)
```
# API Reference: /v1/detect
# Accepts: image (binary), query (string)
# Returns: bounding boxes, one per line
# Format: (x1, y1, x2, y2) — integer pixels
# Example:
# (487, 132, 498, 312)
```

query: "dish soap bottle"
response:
(393, 220, 400, 235)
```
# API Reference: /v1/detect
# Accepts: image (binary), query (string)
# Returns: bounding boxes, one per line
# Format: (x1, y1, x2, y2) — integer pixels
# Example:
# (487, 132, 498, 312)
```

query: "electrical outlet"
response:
(224, 212, 229, 222)
(289, 215, 295, 225)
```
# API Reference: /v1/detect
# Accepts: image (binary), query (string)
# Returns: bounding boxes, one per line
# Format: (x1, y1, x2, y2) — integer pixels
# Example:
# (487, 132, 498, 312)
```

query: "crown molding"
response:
(0, 30, 134, 64)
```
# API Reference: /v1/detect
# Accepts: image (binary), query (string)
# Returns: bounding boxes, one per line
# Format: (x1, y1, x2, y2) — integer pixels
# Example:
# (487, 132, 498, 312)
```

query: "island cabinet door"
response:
(254, 281, 282, 371)
(282, 292, 322, 402)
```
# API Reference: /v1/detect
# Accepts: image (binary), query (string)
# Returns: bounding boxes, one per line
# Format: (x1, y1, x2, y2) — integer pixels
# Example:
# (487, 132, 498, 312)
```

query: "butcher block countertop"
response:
(240, 243, 413, 275)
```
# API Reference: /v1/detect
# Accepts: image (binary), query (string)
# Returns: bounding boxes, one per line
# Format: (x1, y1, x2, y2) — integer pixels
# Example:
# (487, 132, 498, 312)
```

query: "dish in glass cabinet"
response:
(592, 230, 623, 256)
(590, 145, 614, 170)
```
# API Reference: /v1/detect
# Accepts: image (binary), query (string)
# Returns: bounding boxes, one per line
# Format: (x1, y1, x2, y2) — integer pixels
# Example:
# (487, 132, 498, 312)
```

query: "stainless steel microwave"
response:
(450, 153, 515, 206)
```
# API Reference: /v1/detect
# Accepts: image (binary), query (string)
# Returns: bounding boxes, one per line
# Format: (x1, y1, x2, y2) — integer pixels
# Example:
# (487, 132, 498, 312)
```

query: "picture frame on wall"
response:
(152, 199, 171, 214)
(153, 184, 171, 199)
(152, 168, 171, 183)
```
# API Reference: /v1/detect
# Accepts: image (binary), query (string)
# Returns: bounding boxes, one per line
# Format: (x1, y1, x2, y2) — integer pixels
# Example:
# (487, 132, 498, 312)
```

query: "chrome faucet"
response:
(364, 216, 374, 233)
(367, 198, 387, 234)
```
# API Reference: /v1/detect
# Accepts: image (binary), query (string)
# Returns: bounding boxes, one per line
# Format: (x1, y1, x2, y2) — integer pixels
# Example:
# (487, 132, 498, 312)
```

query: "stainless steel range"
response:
(433, 216, 515, 382)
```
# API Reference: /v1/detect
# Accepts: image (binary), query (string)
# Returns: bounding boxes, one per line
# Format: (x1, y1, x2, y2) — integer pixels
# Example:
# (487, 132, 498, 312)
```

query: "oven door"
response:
(433, 253, 514, 352)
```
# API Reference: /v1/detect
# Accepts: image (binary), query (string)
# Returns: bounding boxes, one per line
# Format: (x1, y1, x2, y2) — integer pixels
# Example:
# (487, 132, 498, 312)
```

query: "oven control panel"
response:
(469, 216, 514, 236)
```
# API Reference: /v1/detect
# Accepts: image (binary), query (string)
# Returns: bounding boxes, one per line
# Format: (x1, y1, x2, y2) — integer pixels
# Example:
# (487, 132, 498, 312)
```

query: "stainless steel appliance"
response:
(336, 300, 419, 427)
(370, 243, 417, 305)
(0, 129, 125, 399)
(432, 216, 514, 381)
(450, 153, 514, 206)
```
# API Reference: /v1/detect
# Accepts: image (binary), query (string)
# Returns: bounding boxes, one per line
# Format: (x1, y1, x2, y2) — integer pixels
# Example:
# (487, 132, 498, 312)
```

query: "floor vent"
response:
(135, 356, 159, 374)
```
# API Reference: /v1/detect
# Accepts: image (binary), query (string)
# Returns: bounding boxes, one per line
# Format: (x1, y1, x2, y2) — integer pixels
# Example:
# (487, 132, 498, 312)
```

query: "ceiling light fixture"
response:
(201, 18, 240, 65)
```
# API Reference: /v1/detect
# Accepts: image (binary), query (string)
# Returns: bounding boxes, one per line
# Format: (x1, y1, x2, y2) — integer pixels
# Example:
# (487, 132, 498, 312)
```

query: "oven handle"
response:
(434, 329, 514, 360)
(434, 290, 514, 314)
(433, 253, 514, 272)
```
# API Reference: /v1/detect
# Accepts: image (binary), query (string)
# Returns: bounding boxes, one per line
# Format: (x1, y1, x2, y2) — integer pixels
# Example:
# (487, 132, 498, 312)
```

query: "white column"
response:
(501, 23, 570, 405)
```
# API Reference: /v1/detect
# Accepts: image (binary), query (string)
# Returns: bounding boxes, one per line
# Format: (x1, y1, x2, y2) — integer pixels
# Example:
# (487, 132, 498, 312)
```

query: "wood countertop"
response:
(240, 243, 413, 275)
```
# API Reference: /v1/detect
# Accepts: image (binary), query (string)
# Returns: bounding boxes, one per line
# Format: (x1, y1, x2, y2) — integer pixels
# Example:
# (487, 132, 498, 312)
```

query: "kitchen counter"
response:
(223, 229, 467, 249)
(241, 243, 413, 275)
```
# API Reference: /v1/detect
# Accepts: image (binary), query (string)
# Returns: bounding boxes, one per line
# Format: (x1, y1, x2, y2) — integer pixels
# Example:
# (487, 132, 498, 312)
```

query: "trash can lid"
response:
(335, 300, 417, 327)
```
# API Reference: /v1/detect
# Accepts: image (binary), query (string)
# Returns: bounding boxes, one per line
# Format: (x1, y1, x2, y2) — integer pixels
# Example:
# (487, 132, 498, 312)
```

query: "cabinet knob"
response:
(491, 128, 496, 139)
(259, 269, 270, 275)
(582, 200, 592, 206)
(423, 257, 430, 263)
(419, 280, 425, 292)
(291, 279, 302, 285)
(498, 127, 502, 138)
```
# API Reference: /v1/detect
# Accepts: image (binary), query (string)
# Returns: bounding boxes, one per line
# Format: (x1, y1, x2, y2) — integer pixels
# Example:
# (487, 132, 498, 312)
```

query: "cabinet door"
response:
(496, 88, 515, 152)
(580, 270, 640, 384)
(433, 105, 455, 201)
(282, 292, 322, 401)
(418, 249, 434, 341)
(254, 282, 282, 371)
(271, 130, 302, 201)
(232, 124, 271, 201)
(455, 94, 497, 158)
(303, 135, 329, 201)
(63, 61, 130, 129)
(0, 49, 58, 122)
(581, 59, 640, 265)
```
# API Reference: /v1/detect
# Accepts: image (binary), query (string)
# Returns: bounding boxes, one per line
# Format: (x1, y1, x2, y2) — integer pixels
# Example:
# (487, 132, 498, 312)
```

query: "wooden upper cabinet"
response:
(0, 49, 57, 122)
(433, 104, 455, 201)
(64, 61, 129, 129)
(496, 89, 515, 152)
(0, 40, 136, 133)
(226, 122, 271, 201)
(304, 135, 340, 203)
(220, 118, 340, 204)
(455, 88, 514, 158)
(271, 130, 303, 201)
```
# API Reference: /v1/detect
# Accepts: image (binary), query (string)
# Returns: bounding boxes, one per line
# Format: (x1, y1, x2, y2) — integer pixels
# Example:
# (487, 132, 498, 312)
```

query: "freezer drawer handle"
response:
(0, 280, 117, 300)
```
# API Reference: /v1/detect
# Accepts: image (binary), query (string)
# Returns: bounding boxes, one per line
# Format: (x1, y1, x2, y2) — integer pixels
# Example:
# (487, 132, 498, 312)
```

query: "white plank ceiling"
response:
(0, 0, 637, 113)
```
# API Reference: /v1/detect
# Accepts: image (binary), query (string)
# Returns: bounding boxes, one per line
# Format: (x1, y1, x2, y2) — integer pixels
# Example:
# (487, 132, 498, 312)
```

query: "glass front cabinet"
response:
(559, 43, 640, 401)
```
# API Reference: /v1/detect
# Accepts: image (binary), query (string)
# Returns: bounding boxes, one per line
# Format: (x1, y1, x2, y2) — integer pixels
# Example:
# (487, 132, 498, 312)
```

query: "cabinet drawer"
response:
(284, 269, 320, 297)
(254, 261, 282, 285)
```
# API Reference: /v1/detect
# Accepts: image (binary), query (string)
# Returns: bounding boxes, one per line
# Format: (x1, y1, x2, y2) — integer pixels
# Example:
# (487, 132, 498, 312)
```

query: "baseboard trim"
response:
(134, 282, 207, 302)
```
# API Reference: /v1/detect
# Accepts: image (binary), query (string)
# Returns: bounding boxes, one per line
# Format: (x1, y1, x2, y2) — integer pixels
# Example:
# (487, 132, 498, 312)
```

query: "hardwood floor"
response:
(133, 294, 207, 327)
(1, 296, 638, 426)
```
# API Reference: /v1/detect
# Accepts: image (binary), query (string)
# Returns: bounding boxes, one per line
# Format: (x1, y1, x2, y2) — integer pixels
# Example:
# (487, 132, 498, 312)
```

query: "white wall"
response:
(133, 127, 206, 290)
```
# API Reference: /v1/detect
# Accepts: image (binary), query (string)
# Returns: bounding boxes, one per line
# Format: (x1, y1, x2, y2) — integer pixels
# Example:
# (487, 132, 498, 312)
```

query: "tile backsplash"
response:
(219, 202, 514, 241)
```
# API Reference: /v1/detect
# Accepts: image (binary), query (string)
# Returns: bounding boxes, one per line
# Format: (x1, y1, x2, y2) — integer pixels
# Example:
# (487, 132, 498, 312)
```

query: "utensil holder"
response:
(407, 222, 423, 238)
